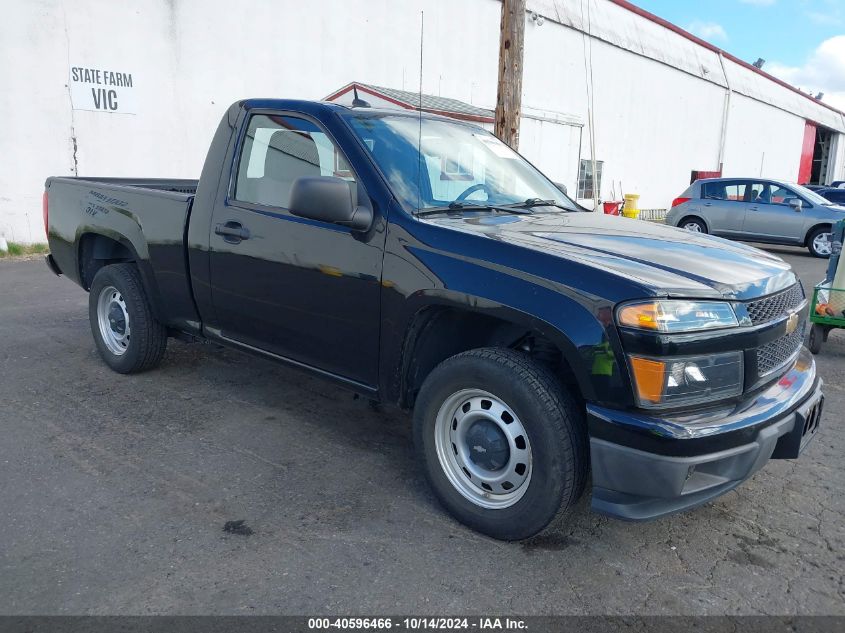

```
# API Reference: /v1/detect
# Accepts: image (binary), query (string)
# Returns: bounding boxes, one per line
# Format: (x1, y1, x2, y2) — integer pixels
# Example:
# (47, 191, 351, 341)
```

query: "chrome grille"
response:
(745, 284, 804, 325)
(756, 325, 804, 375)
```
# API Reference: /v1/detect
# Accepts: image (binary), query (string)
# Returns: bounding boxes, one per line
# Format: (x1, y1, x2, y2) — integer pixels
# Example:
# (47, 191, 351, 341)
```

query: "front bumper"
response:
(588, 347, 823, 521)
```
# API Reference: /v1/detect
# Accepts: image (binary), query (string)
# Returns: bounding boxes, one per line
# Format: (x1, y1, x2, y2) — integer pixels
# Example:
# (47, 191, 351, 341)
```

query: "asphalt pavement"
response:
(0, 246, 843, 615)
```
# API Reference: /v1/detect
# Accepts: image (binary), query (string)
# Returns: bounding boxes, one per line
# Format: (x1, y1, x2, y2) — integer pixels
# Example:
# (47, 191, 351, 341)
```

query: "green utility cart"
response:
(808, 285, 845, 354)
(808, 218, 845, 355)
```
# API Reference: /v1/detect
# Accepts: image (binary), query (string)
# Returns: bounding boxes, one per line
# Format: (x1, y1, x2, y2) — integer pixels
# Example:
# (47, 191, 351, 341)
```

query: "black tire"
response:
(808, 323, 825, 355)
(679, 216, 707, 234)
(807, 226, 833, 258)
(413, 347, 588, 541)
(88, 263, 167, 374)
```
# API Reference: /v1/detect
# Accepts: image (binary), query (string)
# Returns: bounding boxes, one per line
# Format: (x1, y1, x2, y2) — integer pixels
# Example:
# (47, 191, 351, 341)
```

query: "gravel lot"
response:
(1, 246, 843, 615)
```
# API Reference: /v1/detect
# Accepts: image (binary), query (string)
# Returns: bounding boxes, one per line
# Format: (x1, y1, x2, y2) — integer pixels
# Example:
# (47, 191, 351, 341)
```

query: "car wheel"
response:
(89, 263, 167, 373)
(808, 324, 826, 355)
(413, 347, 588, 541)
(807, 227, 833, 258)
(680, 217, 707, 234)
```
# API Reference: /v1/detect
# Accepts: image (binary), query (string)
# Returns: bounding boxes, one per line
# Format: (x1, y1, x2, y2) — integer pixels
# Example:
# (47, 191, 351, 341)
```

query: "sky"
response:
(632, 0, 845, 110)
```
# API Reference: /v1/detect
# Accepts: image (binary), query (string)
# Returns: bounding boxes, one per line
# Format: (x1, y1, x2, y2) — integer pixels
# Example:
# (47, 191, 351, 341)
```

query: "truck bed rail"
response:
(50, 177, 199, 196)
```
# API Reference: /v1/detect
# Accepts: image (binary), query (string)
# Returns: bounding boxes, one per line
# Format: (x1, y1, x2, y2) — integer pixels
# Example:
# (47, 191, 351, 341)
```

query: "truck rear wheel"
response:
(413, 348, 588, 540)
(88, 264, 167, 374)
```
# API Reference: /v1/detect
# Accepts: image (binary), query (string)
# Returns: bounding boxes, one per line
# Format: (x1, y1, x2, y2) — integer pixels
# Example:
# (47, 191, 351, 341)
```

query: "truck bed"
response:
(45, 176, 201, 333)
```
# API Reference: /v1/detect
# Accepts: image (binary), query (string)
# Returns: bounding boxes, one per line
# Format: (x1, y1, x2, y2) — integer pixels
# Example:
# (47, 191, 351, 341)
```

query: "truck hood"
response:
(423, 211, 797, 300)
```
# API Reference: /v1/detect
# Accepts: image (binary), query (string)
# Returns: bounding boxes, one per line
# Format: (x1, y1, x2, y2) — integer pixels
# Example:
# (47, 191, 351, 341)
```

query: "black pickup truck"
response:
(44, 99, 824, 540)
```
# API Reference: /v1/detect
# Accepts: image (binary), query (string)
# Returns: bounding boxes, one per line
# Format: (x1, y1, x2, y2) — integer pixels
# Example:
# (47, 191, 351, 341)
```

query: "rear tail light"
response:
(42, 190, 49, 237)
(671, 197, 691, 208)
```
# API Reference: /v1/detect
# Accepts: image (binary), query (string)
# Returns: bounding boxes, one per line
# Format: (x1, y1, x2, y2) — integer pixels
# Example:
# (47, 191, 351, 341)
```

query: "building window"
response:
(440, 149, 474, 181)
(577, 159, 603, 199)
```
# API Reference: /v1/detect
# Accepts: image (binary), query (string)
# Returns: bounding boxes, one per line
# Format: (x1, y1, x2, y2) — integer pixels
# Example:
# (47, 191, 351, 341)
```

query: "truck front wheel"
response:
(413, 348, 588, 540)
(88, 264, 167, 374)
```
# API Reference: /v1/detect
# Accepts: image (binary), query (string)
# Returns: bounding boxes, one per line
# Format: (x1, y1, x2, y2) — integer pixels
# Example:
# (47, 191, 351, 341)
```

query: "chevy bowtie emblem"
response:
(786, 311, 799, 335)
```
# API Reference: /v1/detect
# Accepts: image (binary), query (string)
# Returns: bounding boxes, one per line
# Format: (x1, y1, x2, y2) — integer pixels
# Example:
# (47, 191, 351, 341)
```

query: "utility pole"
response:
(494, 0, 525, 150)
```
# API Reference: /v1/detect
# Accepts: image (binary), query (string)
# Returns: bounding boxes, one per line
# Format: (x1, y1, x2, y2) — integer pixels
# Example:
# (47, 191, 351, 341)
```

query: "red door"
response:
(798, 121, 816, 184)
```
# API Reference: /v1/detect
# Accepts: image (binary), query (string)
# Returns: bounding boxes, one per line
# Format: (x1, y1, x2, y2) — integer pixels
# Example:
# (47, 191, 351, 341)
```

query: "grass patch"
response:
(0, 242, 50, 259)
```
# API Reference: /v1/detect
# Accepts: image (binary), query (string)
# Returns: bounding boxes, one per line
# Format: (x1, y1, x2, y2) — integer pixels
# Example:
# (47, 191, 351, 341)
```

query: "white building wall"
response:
(0, 0, 501, 243)
(518, 116, 582, 194)
(527, 0, 845, 208)
(2, 0, 844, 242)
(522, 15, 729, 208)
(721, 93, 807, 181)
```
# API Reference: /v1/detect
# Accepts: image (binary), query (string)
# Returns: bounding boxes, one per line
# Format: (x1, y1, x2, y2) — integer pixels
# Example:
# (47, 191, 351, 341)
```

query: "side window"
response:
(703, 181, 746, 202)
(235, 114, 355, 209)
(748, 182, 770, 204)
(770, 185, 799, 206)
(702, 182, 725, 200)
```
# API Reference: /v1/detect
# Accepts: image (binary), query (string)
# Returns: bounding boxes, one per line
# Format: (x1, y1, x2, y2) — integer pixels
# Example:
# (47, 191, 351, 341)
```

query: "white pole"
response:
(717, 52, 732, 172)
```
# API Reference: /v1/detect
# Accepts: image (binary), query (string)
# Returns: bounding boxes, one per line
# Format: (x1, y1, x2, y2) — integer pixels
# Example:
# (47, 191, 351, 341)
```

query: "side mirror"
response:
(554, 182, 568, 195)
(788, 198, 803, 212)
(289, 176, 373, 231)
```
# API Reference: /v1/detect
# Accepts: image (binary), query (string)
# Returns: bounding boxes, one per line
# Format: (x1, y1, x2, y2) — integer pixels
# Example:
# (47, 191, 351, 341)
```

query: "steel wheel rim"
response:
(813, 232, 832, 256)
(683, 222, 702, 232)
(97, 285, 131, 356)
(434, 389, 532, 509)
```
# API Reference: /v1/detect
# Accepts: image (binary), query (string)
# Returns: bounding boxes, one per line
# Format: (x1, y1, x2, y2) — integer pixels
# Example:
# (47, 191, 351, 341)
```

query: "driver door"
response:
(207, 112, 385, 386)
(742, 183, 808, 242)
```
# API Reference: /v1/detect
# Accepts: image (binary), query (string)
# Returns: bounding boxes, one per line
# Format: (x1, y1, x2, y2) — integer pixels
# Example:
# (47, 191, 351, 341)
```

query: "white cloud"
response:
(806, 11, 830, 25)
(807, 0, 843, 25)
(686, 20, 728, 42)
(767, 35, 845, 112)
(739, 0, 776, 6)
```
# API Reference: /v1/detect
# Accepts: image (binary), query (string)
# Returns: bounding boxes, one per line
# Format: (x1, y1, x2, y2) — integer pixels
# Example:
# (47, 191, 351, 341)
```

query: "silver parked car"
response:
(665, 178, 845, 257)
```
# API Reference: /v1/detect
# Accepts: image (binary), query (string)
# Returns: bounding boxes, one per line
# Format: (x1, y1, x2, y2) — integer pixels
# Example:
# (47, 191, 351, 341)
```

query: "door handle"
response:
(215, 221, 251, 242)
(703, 202, 713, 206)
(749, 206, 759, 211)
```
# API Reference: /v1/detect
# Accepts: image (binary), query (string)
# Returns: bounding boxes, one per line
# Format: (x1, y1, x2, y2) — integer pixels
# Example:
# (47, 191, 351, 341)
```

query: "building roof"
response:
(324, 82, 495, 123)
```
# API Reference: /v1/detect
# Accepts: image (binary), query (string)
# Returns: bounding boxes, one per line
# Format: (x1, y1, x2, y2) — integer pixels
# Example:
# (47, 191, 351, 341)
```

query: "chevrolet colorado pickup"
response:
(44, 99, 824, 540)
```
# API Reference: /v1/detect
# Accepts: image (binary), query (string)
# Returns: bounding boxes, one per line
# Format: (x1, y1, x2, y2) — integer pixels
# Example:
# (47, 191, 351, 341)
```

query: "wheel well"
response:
(804, 223, 832, 246)
(400, 307, 579, 409)
(78, 233, 135, 290)
(678, 215, 706, 230)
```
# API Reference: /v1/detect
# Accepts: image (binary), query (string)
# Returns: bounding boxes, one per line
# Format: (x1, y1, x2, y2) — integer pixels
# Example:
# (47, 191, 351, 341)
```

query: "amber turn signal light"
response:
(628, 356, 666, 404)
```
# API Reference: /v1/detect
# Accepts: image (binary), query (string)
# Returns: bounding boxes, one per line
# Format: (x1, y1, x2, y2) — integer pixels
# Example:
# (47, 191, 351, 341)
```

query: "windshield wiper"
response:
(416, 201, 534, 217)
(503, 198, 574, 211)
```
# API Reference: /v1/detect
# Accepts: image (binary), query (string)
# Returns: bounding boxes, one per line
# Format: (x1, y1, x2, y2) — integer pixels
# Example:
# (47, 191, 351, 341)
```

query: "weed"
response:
(0, 242, 49, 259)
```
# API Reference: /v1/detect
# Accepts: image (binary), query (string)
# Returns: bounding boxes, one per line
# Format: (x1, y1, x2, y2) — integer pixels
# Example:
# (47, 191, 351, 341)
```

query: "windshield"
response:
(343, 112, 578, 212)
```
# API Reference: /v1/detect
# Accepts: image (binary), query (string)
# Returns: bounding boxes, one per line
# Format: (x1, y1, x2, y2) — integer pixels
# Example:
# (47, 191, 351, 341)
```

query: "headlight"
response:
(617, 300, 738, 333)
(628, 352, 744, 408)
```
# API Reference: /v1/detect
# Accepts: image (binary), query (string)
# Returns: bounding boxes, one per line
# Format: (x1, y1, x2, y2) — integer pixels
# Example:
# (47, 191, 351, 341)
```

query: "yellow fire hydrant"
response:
(622, 194, 640, 219)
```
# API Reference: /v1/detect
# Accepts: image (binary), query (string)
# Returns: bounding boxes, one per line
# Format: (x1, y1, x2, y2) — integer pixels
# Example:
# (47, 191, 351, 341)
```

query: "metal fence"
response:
(637, 208, 668, 222)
